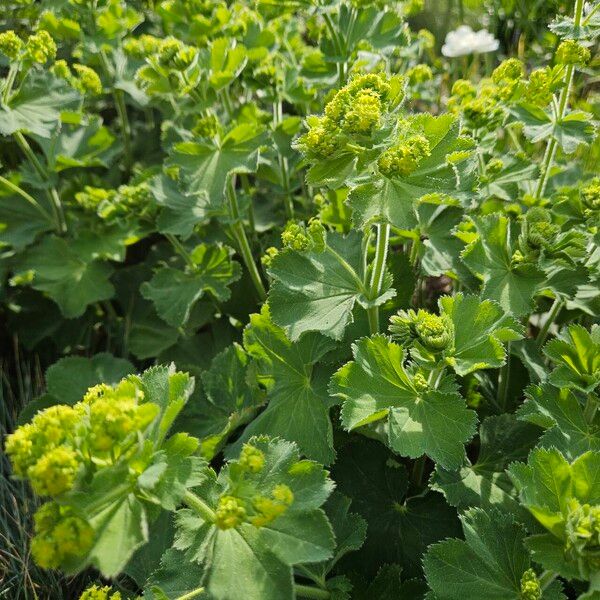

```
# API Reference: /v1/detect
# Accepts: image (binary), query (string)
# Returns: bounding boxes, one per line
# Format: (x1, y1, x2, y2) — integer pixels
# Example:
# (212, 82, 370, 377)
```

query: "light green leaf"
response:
(423, 508, 543, 600)
(0, 73, 80, 138)
(348, 114, 476, 228)
(544, 324, 600, 393)
(169, 123, 266, 207)
(439, 293, 523, 375)
(18, 235, 114, 318)
(141, 244, 241, 328)
(461, 214, 545, 317)
(518, 384, 600, 460)
(268, 230, 394, 341)
(331, 335, 476, 469)
(232, 306, 337, 464)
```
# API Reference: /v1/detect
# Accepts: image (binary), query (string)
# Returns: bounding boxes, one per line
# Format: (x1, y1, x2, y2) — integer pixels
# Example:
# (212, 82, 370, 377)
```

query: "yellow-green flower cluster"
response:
(215, 495, 247, 529)
(297, 73, 402, 159)
(250, 484, 294, 527)
(238, 443, 266, 473)
(83, 381, 158, 453)
(123, 34, 162, 59)
(519, 569, 541, 600)
(79, 585, 122, 600)
(565, 501, 600, 564)
(281, 219, 325, 252)
(25, 30, 57, 64)
(6, 380, 158, 499)
(556, 40, 590, 66)
(0, 31, 24, 61)
(492, 58, 524, 101)
(31, 502, 94, 569)
(524, 67, 554, 107)
(75, 182, 156, 220)
(389, 308, 454, 352)
(52, 61, 103, 95)
(261, 246, 279, 268)
(581, 177, 600, 215)
(378, 135, 431, 178)
(407, 64, 433, 86)
(192, 114, 220, 138)
(5, 405, 82, 496)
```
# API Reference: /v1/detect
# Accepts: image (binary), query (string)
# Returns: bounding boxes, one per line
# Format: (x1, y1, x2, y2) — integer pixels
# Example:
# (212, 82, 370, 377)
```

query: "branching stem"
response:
(367, 223, 390, 335)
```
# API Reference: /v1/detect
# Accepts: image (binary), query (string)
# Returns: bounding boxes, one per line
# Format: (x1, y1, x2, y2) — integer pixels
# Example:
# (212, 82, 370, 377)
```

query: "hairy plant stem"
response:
(13, 132, 66, 233)
(183, 490, 216, 522)
(273, 98, 294, 219)
(539, 570, 557, 591)
(0, 174, 55, 224)
(366, 223, 390, 335)
(226, 177, 267, 302)
(99, 50, 133, 173)
(221, 86, 235, 119)
(533, 0, 585, 199)
(322, 11, 346, 85)
(497, 343, 511, 411)
(584, 393, 598, 424)
(175, 587, 205, 600)
(411, 456, 426, 488)
(166, 233, 196, 270)
(536, 297, 564, 348)
(294, 584, 330, 599)
(2, 63, 19, 104)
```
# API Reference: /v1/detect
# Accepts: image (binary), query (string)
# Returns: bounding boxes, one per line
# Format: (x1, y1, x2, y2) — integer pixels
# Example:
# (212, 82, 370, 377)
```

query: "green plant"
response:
(1, 0, 599, 598)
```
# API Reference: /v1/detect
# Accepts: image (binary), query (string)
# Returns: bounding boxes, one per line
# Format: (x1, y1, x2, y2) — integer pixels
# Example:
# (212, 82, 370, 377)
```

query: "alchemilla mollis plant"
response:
(0, 0, 599, 598)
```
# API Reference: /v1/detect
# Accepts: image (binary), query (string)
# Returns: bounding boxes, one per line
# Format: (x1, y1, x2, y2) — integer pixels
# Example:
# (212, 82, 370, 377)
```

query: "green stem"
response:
(294, 584, 330, 600)
(427, 364, 445, 389)
(13, 132, 66, 232)
(497, 343, 511, 411)
(410, 456, 426, 488)
(533, 0, 584, 199)
(2, 63, 19, 104)
(221, 87, 235, 120)
(227, 177, 267, 302)
(113, 88, 133, 172)
(366, 223, 390, 335)
(166, 233, 196, 270)
(536, 297, 564, 348)
(175, 587, 205, 600)
(182, 490, 216, 522)
(322, 12, 346, 85)
(0, 174, 54, 224)
(584, 393, 598, 424)
(538, 570, 557, 591)
(409, 237, 420, 266)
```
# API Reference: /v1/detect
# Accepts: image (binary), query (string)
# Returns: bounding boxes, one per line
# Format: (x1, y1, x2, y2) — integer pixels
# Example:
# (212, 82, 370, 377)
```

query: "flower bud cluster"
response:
(377, 135, 431, 178)
(565, 501, 600, 566)
(297, 73, 403, 159)
(581, 177, 600, 217)
(31, 502, 94, 569)
(492, 58, 524, 100)
(0, 29, 57, 64)
(79, 585, 123, 600)
(519, 569, 541, 600)
(556, 40, 590, 66)
(517, 207, 559, 255)
(407, 64, 433, 86)
(389, 309, 454, 352)
(75, 182, 156, 220)
(281, 219, 325, 252)
(524, 67, 554, 107)
(51, 60, 103, 95)
(192, 114, 220, 138)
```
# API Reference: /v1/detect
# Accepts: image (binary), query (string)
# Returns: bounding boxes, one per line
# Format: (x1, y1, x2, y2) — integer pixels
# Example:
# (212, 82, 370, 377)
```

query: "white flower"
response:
(441, 25, 499, 58)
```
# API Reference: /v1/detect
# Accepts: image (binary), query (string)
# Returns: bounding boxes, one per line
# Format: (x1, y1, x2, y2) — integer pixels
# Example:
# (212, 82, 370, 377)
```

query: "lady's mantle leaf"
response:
(347, 114, 476, 228)
(231, 306, 337, 464)
(141, 244, 241, 328)
(330, 335, 477, 469)
(423, 508, 562, 599)
(268, 230, 394, 341)
(461, 214, 545, 317)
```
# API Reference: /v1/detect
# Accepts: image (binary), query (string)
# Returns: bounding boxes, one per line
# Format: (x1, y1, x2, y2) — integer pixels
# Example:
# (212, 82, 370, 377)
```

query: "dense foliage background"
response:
(0, 0, 599, 598)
